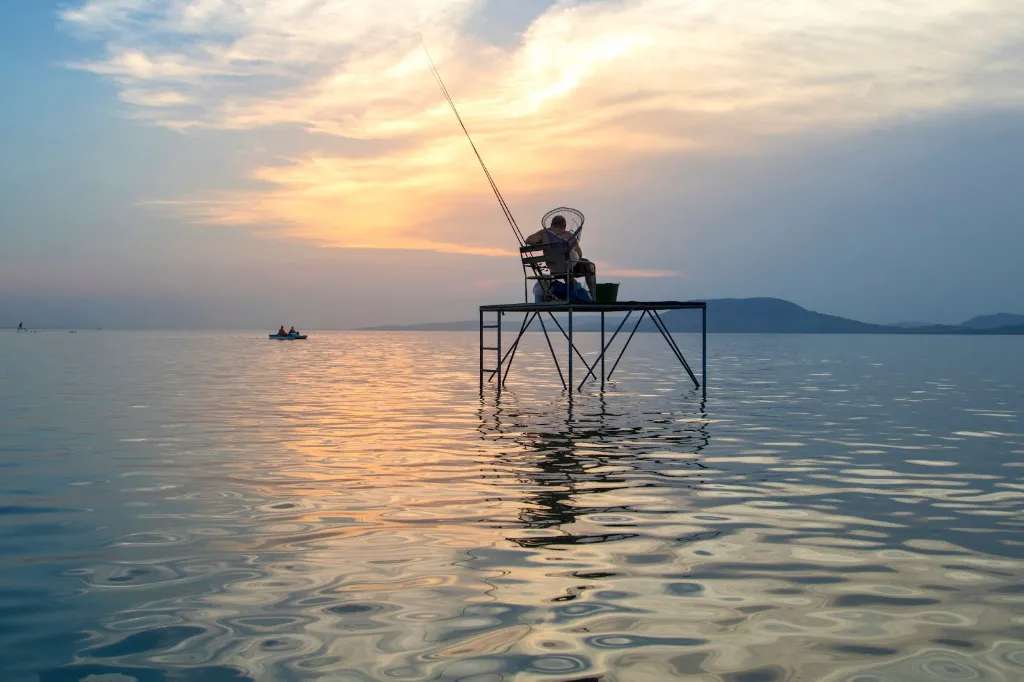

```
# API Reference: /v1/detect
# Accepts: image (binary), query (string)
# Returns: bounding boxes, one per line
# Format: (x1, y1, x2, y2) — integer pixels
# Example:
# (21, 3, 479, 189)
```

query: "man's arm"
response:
(562, 233, 582, 259)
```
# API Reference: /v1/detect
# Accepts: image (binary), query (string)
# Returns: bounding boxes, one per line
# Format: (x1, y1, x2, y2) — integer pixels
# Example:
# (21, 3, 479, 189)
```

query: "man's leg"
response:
(577, 260, 598, 300)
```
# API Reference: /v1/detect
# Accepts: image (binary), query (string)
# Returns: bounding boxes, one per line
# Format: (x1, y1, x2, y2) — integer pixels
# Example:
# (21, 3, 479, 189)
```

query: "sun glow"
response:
(65, 0, 1024, 258)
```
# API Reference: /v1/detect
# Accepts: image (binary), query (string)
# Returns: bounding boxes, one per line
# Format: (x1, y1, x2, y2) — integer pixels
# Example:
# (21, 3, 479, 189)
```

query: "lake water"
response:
(1, 330, 1022, 681)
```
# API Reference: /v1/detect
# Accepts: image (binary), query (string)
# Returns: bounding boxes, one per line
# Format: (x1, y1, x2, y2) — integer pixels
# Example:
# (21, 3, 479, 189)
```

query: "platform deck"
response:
(479, 300, 706, 313)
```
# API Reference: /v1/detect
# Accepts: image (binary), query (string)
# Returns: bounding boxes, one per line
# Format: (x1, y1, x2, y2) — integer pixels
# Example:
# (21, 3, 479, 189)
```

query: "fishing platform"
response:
(423, 51, 707, 398)
(479, 300, 707, 397)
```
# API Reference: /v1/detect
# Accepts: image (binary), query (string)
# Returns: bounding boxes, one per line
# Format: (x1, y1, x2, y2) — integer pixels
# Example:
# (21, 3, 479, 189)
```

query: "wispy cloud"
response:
(119, 88, 191, 107)
(64, 0, 1024, 255)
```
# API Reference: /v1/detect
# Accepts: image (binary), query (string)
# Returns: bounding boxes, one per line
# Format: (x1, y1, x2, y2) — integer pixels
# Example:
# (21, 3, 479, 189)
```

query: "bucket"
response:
(596, 282, 620, 304)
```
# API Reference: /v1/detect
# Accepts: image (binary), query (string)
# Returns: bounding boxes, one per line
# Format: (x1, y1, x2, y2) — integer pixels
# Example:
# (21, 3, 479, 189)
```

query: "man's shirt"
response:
(527, 228, 582, 261)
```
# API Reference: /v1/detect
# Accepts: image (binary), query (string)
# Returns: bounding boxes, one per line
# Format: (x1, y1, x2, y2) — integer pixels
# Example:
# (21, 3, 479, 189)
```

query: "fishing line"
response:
(421, 41, 525, 245)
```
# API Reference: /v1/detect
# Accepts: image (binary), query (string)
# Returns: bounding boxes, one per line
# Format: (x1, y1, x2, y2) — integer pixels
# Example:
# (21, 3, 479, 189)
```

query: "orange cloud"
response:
(66, 0, 1024, 255)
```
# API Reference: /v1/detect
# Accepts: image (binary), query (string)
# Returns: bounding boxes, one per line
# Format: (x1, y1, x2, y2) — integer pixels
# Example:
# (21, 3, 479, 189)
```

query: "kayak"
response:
(269, 333, 308, 340)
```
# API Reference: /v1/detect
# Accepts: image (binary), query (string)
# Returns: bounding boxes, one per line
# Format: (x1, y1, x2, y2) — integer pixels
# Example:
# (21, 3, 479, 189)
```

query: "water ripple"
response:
(1, 331, 1022, 680)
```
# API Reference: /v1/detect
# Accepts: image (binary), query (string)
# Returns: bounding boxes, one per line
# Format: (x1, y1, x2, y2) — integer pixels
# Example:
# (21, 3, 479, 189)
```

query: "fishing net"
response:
(541, 207, 585, 239)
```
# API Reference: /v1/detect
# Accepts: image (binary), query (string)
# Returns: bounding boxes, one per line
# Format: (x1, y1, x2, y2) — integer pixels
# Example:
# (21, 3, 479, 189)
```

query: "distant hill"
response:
(658, 297, 889, 333)
(364, 298, 1024, 335)
(977, 324, 1024, 335)
(961, 313, 1024, 330)
(889, 321, 935, 328)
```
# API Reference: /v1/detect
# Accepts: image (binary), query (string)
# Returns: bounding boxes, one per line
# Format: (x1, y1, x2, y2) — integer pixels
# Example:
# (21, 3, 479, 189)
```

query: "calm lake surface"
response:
(1, 330, 1022, 681)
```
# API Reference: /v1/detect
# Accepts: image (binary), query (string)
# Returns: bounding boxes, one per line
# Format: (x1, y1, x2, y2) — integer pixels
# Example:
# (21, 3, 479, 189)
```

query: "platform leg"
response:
(546, 312, 596, 379)
(538, 313, 566, 389)
(702, 304, 707, 398)
(567, 308, 573, 395)
(578, 311, 632, 389)
(600, 311, 605, 390)
(496, 311, 502, 396)
(478, 308, 484, 393)
(500, 312, 534, 388)
(490, 311, 532, 383)
(651, 310, 698, 389)
(608, 310, 647, 380)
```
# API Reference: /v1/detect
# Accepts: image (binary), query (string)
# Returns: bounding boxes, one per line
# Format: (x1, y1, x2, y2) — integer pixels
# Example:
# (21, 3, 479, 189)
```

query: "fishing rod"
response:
(421, 43, 526, 246)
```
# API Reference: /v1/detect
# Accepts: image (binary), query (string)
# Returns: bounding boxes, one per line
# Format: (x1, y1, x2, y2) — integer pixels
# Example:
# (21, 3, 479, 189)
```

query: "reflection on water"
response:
(1, 331, 1022, 681)
(480, 396, 711, 548)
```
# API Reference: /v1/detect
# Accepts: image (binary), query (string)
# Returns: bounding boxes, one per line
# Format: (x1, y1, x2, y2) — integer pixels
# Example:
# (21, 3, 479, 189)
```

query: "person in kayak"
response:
(277, 325, 287, 336)
(526, 214, 598, 301)
(288, 326, 298, 335)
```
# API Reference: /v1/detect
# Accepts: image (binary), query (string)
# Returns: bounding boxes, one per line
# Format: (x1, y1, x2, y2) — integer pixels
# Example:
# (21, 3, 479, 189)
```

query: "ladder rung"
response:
(482, 346, 499, 351)
(481, 324, 499, 328)
(480, 367, 499, 373)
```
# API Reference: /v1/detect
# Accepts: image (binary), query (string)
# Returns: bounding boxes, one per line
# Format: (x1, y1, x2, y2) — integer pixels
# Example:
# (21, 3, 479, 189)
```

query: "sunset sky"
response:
(3, 0, 1023, 327)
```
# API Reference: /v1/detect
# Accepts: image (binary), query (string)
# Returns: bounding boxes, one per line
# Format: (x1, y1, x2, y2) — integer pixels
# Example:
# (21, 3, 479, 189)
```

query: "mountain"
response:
(889, 320, 935, 328)
(658, 297, 889, 333)
(961, 313, 1024, 330)
(363, 298, 1024, 334)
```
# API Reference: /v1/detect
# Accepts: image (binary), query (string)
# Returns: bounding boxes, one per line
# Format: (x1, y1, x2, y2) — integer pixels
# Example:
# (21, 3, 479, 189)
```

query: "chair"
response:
(520, 207, 587, 303)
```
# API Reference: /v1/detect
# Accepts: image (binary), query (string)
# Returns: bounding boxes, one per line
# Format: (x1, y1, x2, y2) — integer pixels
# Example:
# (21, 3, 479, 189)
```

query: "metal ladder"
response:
(479, 309, 503, 393)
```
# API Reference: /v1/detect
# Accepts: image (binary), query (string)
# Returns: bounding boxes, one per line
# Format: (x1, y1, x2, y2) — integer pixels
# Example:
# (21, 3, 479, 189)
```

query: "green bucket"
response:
(596, 282, 620, 304)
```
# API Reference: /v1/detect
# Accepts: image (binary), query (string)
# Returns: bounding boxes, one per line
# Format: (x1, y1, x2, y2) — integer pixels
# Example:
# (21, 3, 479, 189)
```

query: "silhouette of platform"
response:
(479, 300, 707, 397)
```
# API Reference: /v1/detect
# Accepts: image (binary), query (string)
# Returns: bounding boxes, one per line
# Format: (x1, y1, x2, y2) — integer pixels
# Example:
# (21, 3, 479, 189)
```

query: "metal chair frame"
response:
(520, 235, 586, 303)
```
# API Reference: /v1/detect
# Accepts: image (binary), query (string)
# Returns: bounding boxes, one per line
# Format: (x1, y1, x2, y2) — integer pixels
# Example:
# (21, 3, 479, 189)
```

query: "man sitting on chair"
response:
(526, 214, 598, 301)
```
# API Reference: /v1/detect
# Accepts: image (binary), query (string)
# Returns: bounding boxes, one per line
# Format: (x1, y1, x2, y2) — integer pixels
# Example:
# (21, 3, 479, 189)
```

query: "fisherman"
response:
(526, 214, 598, 301)
(277, 325, 287, 336)
(17, 321, 24, 331)
(288, 326, 297, 336)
